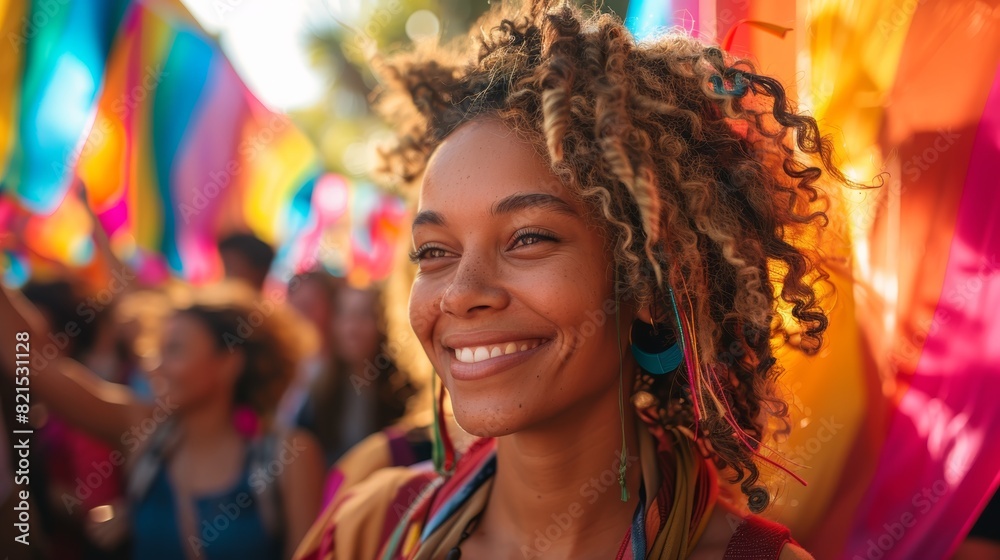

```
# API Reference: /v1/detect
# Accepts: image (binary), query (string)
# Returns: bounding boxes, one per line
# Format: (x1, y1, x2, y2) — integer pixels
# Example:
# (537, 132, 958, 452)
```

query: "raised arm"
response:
(80, 184, 138, 293)
(0, 284, 151, 450)
(278, 429, 325, 559)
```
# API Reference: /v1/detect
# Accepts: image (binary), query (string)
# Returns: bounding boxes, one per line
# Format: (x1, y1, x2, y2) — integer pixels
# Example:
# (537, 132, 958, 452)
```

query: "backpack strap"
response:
(126, 417, 180, 505)
(249, 430, 285, 541)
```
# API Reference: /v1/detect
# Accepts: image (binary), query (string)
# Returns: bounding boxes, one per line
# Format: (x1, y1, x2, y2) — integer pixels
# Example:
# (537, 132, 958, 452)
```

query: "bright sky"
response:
(179, 0, 354, 111)
(180, 0, 442, 112)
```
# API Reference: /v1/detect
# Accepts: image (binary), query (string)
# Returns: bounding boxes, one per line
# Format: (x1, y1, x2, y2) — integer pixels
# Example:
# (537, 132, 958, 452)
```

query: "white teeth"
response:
(460, 348, 473, 362)
(453, 341, 543, 363)
(474, 347, 490, 362)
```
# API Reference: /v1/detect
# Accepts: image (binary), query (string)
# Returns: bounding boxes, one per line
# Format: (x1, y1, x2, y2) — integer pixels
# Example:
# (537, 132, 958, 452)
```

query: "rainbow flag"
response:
(626, 1, 1000, 558)
(0, 0, 129, 214)
(75, 1, 321, 283)
(1, 0, 322, 284)
(276, 174, 406, 288)
(0, 0, 131, 271)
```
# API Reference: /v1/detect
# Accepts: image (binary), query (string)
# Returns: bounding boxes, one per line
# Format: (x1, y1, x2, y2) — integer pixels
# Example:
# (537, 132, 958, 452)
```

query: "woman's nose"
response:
(439, 253, 510, 318)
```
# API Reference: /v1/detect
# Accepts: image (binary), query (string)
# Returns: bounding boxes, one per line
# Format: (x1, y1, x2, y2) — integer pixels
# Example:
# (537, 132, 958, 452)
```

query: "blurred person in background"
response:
(0, 280, 324, 559)
(277, 266, 436, 512)
(293, 284, 419, 469)
(218, 232, 275, 293)
(276, 271, 344, 430)
(19, 278, 130, 560)
(113, 289, 175, 401)
(306, 246, 441, 511)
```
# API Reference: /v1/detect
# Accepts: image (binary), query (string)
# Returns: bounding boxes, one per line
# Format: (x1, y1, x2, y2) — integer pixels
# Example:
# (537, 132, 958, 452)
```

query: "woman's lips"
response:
(446, 339, 549, 381)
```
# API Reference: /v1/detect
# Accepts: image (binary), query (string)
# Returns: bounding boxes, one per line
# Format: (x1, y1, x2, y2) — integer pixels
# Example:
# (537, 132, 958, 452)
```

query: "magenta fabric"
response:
(844, 65, 1000, 559)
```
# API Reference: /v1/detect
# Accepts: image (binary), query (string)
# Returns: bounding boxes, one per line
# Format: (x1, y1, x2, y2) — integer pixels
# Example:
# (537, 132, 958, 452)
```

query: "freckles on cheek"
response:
(408, 305, 429, 339)
(408, 282, 441, 346)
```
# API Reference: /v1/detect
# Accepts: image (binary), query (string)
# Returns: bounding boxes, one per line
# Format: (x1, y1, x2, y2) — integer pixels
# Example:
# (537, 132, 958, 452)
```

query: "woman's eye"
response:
(511, 230, 557, 249)
(409, 246, 449, 263)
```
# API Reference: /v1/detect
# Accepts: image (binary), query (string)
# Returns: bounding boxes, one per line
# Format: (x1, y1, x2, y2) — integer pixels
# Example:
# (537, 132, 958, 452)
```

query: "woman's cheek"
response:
(408, 279, 440, 343)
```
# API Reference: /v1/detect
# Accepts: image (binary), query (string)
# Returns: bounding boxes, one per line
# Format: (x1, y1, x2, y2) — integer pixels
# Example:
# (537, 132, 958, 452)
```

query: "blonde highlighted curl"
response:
(374, 1, 850, 503)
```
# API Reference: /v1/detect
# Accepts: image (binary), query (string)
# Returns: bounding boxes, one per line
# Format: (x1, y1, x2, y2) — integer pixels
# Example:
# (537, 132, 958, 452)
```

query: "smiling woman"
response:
(294, 1, 850, 559)
(409, 119, 631, 442)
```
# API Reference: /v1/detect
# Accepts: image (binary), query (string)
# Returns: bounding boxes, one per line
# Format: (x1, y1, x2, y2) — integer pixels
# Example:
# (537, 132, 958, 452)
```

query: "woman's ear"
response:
(220, 348, 246, 386)
(637, 300, 672, 325)
(636, 305, 654, 325)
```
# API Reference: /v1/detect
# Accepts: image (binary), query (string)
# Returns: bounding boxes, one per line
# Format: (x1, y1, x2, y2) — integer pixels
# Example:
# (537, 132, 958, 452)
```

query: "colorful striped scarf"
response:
(293, 416, 719, 559)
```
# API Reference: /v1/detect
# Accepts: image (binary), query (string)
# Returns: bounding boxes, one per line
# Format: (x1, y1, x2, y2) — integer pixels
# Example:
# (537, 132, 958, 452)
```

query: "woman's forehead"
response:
(418, 119, 574, 213)
(165, 312, 212, 338)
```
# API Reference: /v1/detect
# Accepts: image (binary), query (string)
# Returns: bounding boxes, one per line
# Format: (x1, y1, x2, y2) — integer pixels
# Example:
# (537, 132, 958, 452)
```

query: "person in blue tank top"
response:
(0, 280, 325, 559)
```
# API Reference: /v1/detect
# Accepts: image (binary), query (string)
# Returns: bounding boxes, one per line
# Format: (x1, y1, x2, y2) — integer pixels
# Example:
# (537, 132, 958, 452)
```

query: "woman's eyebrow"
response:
(491, 192, 578, 218)
(412, 210, 446, 230)
(412, 193, 577, 232)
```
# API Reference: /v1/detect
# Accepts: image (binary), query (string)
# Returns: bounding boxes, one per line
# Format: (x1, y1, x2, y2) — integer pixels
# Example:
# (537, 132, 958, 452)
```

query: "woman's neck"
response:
(168, 399, 248, 499)
(177, 399, 240, 450)
(482, 388, 644, 558)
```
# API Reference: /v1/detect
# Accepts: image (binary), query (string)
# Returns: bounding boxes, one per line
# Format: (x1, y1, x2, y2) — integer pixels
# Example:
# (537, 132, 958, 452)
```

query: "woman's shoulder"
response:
(690, 500, 812, 560)
(293, 464, 439, 560)
(778, 542, 815, 559)
(294, 437, 497, 560)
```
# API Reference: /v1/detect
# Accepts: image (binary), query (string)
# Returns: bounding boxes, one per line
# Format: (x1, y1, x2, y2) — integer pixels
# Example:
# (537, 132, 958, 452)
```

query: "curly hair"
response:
(175, 282, 305, 427)
(374, 0, 850, 506)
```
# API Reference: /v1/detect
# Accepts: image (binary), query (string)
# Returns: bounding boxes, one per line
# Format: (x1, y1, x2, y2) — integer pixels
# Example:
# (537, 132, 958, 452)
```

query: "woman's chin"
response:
(451, 404, 530, 439)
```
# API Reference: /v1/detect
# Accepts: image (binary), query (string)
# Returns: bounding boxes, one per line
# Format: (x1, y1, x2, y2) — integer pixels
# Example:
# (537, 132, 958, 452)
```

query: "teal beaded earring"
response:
(630, 284, 684, 376)
(630, 318, 683, 375)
